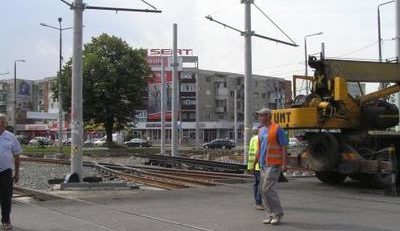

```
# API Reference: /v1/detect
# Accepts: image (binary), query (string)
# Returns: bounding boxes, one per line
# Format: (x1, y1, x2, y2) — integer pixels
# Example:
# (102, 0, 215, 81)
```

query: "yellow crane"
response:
(273, 56, 400, 189)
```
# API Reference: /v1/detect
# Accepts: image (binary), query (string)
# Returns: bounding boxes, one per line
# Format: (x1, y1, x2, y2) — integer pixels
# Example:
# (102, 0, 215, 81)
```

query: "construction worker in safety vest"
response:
(254, 108, 288, 225)
(247, 128, 264, 210)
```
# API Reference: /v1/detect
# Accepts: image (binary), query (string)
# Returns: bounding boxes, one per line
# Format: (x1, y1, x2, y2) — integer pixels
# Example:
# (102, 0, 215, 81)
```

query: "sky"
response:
(1, 0, 398, 93)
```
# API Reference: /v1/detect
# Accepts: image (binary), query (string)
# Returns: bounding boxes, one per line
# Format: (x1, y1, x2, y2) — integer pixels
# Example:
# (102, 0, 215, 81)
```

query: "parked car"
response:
(124, 138, 152, 148)
(93, 137, 107, 147)
(16, 135, 29, 145)
(28, 137, 52, 146)
(288, 137, 307, 148)
(202, 139, 235, 150)
(289, 137, 299, 147)
(62, 138, 72, 146)
(84, 138, 99, 148)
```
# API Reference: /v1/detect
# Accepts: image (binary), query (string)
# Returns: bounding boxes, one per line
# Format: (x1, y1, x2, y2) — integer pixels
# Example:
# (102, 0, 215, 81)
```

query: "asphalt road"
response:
(11, 177, 400, 231)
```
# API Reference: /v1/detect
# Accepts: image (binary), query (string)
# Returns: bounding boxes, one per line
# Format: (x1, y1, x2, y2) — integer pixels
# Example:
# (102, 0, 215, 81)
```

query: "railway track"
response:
(129, 153, 247, 173)
(20, 157, 252, 190)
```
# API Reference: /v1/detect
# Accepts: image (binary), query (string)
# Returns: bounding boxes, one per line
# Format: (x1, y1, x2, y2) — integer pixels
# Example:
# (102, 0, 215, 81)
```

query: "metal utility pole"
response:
(160, 57, 166, 156)
(13, 59, 26, 134)
(396, 0, 400, 131)
(59, 0, 161, 181)
(40, 17, 73, 154)
(206, 0, 297, 161)
(70, 0, 84, 179)
(195, 59, 200, 150)
(234, 87, 238, 146)
(378, 1, 395, 62)
(304, 32, 323, 93)
(171, 23, 178, 157)
(243, 0, 252, 164)
(58, 17, 64, 154)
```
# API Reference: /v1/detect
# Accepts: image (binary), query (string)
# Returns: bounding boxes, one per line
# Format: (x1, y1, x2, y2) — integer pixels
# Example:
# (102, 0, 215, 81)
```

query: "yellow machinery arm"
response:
(359, 84, 400, 104)
(273, 58, 400, 130)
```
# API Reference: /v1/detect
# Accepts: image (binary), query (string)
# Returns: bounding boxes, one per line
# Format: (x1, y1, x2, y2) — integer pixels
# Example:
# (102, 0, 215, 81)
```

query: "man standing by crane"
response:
(0, 114, 22, 230)
(254, 108, 288, 225)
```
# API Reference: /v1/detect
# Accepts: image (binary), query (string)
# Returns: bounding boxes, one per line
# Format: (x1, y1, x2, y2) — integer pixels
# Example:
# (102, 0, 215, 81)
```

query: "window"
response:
(207, 114, 212, 119)
(206, 77, 211, 82)
(216, 100, 225, 107)
(218, 114, 224, 119)
(254, 92, 259, 98)
(262, 93, 266, 99)
(182, 99, 196, 105)
(180, 83, 195, 92)
(230, 91, 234, 97)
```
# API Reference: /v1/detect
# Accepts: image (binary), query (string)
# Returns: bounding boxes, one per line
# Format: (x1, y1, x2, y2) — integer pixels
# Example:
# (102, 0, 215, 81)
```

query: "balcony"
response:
(215, 107, 225, 113)
(215, 87, 229, 100)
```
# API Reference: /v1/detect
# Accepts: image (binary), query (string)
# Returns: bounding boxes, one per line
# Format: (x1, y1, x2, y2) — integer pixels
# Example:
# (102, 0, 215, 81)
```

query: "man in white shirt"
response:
(0, 114, 23, 230)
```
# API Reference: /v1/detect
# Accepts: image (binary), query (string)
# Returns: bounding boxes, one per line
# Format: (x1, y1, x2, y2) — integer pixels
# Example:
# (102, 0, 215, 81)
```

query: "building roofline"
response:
(195, 69, 285, 81)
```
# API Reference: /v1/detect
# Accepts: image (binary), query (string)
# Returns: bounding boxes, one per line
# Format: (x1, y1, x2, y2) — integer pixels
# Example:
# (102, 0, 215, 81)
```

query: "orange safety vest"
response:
(258, 123, 284, 166)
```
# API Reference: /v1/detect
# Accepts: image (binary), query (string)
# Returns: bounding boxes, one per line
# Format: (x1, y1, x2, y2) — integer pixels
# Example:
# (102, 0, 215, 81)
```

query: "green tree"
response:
(55, 33, 151, 145)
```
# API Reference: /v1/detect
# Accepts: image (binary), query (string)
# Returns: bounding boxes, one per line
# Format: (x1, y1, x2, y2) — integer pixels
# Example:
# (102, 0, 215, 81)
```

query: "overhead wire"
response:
(252, 3, 297, 45)
(208, 0, 238, 16)
(269, 68, 304, 77)
(334, 41, 379, 58)
(138, 0, 158, 10)
(253, 61, 303, 71)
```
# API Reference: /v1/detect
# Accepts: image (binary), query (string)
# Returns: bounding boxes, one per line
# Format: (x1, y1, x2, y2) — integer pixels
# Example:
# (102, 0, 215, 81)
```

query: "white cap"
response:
(256, 108, 272, 115)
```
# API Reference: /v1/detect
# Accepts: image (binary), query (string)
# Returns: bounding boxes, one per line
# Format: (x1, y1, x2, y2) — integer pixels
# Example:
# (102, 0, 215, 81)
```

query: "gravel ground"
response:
(18, 156, 145, 191)
(83, 156, 145, 166)
(18, 162, 98, 191)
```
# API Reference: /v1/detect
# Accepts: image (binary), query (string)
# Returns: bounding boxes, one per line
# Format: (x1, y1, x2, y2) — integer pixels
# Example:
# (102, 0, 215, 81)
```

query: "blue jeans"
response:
(254, 171, 262, 205)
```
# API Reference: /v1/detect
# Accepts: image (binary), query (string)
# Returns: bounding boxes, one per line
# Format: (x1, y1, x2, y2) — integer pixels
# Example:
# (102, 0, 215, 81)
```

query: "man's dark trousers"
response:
(0, 169, 12, 224)
(254, 171, 262, 205)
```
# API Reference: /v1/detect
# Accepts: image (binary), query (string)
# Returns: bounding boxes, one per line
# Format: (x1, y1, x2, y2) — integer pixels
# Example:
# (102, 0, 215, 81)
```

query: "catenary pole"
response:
(160, 57, 166, 156)
(195, 59, 200, 150)
(234, 87, 238, 147)
(171, 23, 178, 157)
(396, 0, 400, 131)
(243, 0, 253, 165)
(59, 0, 161, 181)
(58, 17, 64, 154)
(70, 0, 84, 179)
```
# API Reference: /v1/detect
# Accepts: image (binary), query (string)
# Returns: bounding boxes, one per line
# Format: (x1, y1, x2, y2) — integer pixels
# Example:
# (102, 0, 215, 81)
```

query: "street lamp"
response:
(304, 32, 323, 93)
(40, 17, 72, 154)
(14, 59, 26, 134)
(378, 1, 395, 62)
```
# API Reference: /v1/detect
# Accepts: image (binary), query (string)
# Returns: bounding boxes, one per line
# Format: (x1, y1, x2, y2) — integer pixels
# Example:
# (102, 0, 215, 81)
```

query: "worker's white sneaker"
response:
(262, 217, 272, 224)
(2, 222, 12, 230)
(255, 204, 264, 210)
(271, 214, 283, 225)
